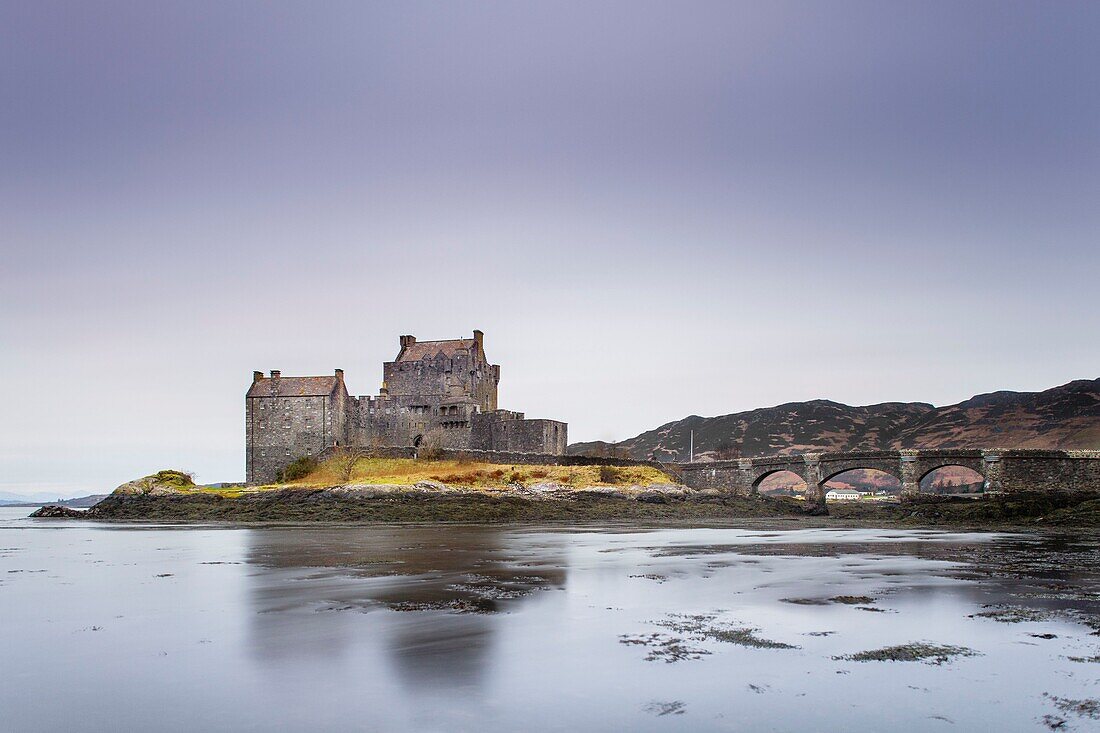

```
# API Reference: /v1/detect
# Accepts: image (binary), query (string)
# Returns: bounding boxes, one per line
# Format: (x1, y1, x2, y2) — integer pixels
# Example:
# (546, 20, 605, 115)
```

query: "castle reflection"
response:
(242, 525, 568, 690)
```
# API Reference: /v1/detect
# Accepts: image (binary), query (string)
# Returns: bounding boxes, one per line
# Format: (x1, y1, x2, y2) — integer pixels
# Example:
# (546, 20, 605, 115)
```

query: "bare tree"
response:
(331, 448, 363, 483)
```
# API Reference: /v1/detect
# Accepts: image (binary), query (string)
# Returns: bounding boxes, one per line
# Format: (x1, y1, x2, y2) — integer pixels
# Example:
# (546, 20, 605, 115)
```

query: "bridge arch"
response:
(821, 467, 901, 499)
(918, 464, 985, 494)
(820, 464, 901, 485)
(753, 469, 807, 496)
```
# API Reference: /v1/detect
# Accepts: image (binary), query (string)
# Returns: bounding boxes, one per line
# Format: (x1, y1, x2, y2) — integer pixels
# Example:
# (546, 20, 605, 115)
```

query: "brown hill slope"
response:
(569, 379, 1100, 462)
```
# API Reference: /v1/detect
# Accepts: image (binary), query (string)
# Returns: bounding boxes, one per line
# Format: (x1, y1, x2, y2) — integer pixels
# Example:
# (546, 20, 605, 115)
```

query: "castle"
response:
(245, 330, 568, 484)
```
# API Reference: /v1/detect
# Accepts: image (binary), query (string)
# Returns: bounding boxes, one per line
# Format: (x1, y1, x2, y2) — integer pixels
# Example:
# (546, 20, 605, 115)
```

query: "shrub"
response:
(280, 456, 318, 482)
(153, 470, 194, 488)
(598, 465, 626, 484)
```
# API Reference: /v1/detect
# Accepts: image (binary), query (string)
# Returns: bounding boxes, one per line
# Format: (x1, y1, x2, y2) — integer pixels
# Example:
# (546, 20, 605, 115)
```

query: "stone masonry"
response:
(678, 449, 1100, 504)
(245, 330, 567, 484)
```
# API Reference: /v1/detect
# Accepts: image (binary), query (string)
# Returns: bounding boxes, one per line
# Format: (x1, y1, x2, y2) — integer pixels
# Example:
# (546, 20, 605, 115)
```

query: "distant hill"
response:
(0, 494, 107, 508)
(569, 378, 1100, 463)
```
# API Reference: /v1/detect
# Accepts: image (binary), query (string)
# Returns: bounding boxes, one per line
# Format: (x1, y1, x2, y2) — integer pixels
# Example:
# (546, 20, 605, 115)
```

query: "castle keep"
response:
(245, 330, 568, 484)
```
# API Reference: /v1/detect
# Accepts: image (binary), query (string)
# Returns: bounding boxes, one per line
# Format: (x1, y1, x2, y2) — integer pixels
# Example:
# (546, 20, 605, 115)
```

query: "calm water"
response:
(3, 507, 1100, 732)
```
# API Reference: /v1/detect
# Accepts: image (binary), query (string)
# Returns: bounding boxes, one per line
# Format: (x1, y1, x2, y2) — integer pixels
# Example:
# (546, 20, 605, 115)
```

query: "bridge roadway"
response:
(677, 449, 1100, 503)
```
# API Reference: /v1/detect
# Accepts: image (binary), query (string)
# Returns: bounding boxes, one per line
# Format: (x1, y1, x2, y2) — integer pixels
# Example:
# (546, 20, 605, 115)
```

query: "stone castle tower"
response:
(245, 330, 567, 484)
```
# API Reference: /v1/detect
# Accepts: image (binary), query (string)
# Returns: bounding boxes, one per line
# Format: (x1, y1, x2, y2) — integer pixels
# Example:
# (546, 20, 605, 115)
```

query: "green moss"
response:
(151, 470, 194, 488)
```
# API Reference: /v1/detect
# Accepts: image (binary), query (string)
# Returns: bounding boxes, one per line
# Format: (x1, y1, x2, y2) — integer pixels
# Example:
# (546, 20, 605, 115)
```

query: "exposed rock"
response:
(323, 485, 399, 500)
(30, 505, 85, 518)
(112, 470, 194, 496)
(803, 502, 829, 516)
(525, 481, 568, 495)
(646, 482, 687, 493)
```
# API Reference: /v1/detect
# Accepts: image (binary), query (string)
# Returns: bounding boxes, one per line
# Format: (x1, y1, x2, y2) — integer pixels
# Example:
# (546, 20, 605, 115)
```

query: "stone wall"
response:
(678, 449, 1100, 498)
(246, 392, 345, 484)
(471, 412, 567, 454)
(352, 394, 472, 450)
(314, 445, 670, 474)
(382, 342, 498, 413)
(432, 448, 663, 471)
(997, 450, 1100, 493)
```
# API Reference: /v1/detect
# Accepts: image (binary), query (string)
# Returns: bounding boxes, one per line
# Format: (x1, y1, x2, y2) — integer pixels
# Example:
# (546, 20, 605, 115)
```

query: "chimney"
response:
(335, 368, 344, 380)
(253, 371, 264, 382)
(399, 334, 416, 350)
(473, 329, 484, 348)
(270, 370, 281, 379)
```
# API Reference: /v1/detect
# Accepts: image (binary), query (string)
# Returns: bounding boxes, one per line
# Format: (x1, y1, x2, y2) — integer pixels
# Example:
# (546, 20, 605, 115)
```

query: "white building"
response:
(825, 488, 863, 501)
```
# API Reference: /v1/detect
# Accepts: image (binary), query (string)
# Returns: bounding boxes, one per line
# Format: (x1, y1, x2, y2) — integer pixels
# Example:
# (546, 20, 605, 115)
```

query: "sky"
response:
(2, 1, 1099, 496)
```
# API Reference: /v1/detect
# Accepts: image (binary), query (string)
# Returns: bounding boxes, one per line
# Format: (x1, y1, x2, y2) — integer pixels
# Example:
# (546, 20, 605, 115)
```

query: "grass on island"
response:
(172, 456, 672, 497)
(271, 456, 674, 491)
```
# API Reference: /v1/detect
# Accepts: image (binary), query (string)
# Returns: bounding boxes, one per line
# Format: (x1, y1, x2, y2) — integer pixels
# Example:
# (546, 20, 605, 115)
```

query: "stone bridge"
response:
(678, 449, 1100, 503)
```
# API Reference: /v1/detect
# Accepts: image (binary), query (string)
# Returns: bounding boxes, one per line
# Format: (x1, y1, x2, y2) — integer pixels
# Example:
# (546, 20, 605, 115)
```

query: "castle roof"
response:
(247, 376, 343, 398)
(396, 339, 478, 362)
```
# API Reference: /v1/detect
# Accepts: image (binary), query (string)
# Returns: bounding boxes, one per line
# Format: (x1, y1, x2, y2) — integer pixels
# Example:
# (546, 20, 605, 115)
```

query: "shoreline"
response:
(32, 487, 1100, 529)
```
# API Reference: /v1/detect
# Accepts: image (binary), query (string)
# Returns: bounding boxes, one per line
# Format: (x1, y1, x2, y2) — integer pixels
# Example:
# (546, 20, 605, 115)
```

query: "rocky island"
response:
(34, 458, 1100, 527)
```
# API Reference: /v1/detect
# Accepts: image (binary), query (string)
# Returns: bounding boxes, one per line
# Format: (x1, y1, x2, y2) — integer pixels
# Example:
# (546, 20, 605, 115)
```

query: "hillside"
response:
(0, 494, 106, 508)
(569, 379, 1100, 462)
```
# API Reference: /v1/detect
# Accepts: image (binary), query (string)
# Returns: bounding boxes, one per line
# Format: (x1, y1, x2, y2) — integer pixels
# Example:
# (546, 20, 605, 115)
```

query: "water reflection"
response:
(4, 509, 1100, 733)
(242, 526, 567, 690)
